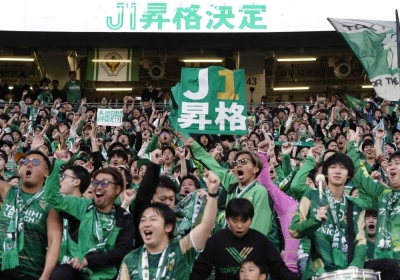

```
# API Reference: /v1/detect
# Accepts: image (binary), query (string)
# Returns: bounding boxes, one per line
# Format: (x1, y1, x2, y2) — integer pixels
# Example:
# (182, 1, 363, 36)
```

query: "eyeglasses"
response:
(60, 174, 77, 181)
(232, 158, 252, 167)
(18, 158, 42, 166)
(92, 179, 116, 188)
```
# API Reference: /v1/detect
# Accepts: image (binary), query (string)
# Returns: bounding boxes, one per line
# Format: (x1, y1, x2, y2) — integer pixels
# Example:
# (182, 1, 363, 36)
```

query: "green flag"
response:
(346, 95, 367, 110)
(86, 48, 139, 81)
(176, 66, 248, 135)
(329, 18, 400, 101)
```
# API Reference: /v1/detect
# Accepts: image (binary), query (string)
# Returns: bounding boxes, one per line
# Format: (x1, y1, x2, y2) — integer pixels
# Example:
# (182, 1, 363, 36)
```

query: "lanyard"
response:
(141, 245, 168, 280)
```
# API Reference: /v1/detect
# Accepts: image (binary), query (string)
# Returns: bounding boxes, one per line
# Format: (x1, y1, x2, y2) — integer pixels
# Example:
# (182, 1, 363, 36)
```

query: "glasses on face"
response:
(92, 179, 116, 188)
(232, 158, 252, 167)
(19, 158, 42, 166)
(60, 174, 77, 181)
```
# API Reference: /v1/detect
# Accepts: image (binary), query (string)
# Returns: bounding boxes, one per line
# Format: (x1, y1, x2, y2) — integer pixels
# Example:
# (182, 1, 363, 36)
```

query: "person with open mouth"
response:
(44, 149, 135, 280)
(118, 170, 220, 280)
(365, 209, 377, 261)
(316, 128, 400, 280)
(187, 137, 273, 237)
(0, 150, 62, 280)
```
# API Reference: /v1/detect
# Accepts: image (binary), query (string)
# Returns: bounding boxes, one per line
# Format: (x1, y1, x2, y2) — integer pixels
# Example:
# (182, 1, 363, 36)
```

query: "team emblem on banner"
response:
(100, 52, 127, 76)
(86, 48, 139, 81)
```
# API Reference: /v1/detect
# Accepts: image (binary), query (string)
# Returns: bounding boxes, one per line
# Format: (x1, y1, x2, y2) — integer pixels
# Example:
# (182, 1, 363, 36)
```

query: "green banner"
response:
(329, 18, 400, 101)
(274, 141, 314, 147)
(96, 109, 123, 126)
(86, 48, 139, 81)
(175, 66, 248, 135)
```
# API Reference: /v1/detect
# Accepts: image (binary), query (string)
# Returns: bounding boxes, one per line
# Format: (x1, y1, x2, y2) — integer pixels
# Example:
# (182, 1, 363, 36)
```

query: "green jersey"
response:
(289, 189, 366, 279)
(0, 187, 51, 278)
(118, 233, 199, 280)
(63, 80, 84, 104)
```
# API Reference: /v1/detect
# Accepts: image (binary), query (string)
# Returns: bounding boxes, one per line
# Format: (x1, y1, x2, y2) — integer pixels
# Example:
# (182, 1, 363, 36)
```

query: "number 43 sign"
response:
(175, 66, 248, 135)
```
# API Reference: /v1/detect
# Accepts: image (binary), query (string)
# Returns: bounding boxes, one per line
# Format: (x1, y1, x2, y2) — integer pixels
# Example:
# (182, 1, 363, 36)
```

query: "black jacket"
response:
(190, 228, 297, 280)
(0, 82, 10, 100)
(85, 205, 135, 270)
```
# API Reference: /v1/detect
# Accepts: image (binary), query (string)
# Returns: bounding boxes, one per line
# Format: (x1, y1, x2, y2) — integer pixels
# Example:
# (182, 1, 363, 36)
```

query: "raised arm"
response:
(257, 142, 296, 216)
(188, 139, 237, 191)
(190, 170, 219, 251)
(44, 151, 86, 218)
(347, 129, 387, 202)
(176, 146, 187, 178)
(290, 148, 316, 201)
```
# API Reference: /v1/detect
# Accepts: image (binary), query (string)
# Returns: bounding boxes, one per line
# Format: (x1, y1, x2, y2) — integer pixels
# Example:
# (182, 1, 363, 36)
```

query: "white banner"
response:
(96, 109, 123, 126)
(0, 0, 398, 33)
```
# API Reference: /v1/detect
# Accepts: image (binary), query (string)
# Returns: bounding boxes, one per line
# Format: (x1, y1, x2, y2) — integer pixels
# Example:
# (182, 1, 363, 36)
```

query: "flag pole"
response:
(396, 10, 400, 74)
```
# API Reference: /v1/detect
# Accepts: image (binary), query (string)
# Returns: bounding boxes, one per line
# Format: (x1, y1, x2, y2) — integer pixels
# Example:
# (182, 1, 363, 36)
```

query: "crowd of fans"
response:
(0, 71, 399, 280)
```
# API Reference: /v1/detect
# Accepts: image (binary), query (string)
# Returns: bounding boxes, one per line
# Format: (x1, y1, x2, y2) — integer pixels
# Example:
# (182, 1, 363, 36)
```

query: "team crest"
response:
(100, 52, 126, 76)
(39, 200, 47, 210)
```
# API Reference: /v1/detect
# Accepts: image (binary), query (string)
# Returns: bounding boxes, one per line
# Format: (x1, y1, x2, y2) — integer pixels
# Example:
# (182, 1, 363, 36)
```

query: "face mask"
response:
(147, 86, 153, 90)
(299, 129, 307, 136)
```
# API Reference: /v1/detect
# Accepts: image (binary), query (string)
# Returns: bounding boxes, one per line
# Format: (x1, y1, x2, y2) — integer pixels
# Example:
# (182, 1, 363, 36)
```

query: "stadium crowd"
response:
(0, 72, 399, 280)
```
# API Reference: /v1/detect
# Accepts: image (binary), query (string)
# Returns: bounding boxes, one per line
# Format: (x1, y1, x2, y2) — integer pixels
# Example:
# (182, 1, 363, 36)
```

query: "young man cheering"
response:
(49, 165, 91, 274)
(0, 150, 62, 279)
(188, 138, 272, 236)
(347, 128, 400, 274)
(117, 170, 220, 280)
(290, 151, 398, 279)
(44, 149, 135, 280)
(190, 198, 297, 280)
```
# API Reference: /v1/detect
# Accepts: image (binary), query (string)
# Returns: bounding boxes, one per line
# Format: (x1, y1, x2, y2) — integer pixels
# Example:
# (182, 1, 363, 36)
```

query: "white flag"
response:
(328, 18, 400, 101)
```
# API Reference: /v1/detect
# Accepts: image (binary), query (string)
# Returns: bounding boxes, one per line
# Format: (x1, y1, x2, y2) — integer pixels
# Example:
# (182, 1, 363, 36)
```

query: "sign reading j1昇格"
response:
(0, 0, 398, 33)
(171, 66, 248, 135)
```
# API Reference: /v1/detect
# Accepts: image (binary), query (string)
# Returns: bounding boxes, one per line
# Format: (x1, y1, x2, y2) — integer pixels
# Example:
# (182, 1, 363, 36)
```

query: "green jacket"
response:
(190, 141, 272, 235)
(289, 189, 367, 279)
(44, 159, 134, 280)
(348, 141, 400, 267)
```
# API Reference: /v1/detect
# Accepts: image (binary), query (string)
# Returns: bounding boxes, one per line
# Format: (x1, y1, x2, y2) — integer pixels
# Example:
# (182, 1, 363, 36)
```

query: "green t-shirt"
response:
(118, 233, 199, 280)
(0, 187, 51, 278)
(63, 80, 84, 95)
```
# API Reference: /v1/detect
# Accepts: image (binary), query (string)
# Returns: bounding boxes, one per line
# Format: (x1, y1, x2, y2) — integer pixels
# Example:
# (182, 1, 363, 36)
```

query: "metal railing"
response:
(0, 101, 315, 110)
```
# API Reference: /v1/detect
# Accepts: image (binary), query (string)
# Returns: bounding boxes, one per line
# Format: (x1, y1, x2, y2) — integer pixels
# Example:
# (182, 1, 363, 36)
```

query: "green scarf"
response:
(1, 187, 44, 270)
(374, 191, 400, 259)
(59, 219, 69, 263)
(60, 205, 116, 277)
(325, 188, 348, 269)
(138, 244, 176, 280)
(174, 191, 206, 236)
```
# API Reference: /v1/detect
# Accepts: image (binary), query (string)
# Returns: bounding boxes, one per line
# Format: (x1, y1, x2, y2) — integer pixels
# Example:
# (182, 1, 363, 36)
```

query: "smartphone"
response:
(136, 97, 141, 101)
